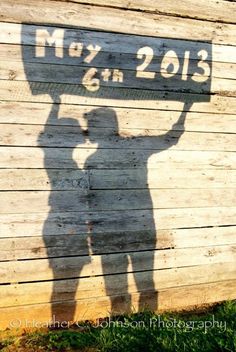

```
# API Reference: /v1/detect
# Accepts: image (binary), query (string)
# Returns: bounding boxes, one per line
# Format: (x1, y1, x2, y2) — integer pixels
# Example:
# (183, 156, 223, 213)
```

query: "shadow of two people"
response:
(39, 101, 190, 322)
(22, 21, 212, 323)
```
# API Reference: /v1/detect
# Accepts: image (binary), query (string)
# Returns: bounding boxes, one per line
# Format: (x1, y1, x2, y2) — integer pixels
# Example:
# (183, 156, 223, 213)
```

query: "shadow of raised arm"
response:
(132, 102, 192, 151)
(160, 101, 192, 150)
(46, 96, 61, 125)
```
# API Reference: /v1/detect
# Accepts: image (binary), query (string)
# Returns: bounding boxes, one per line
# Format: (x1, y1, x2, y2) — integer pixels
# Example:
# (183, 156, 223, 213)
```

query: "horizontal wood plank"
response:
(1, 148, 235, 170)
(0, 226, 235, 259)
(2, 44, 236, 81)
(0, 102, 236, 132)
(2, 60, 236, 96)
(58, 0, 236, 24)
(1, 188, 236, 214)
(1, 22, 236, 63)
(0, 168, 235, 191)
(0, 245, 235, 284)
(0, 2, 236, 45)
(89, 169, 236, 189)
(2, 80, 236, 114)
(1, 280, 236, 329)
(1, 123, 235, 151)
(1, 263, 236, 307)
(0, 207, 235, 238)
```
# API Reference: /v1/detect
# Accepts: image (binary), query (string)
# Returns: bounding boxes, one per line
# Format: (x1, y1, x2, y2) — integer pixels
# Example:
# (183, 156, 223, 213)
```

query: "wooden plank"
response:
(1, 188, 236, 214)
(2, 61, 236, 96)
(1, 22, 236, 64)
(0, 1, 236, 45)
(0, 245, 235, 284)
(1, 208, 235, 238)
(1, 80, 236, 114)
(2, 44, 236, 80)
(0, 226, 235, 260)
(1, 262, 235, 308)
(58, 0, 236, 24)
(1, 147, 235, 170)
(1, 280, 236, 329)
(0, 101, 236, 132)
(0, 169, 89, 191)
(0, 168, 235, 191)
(0, 61, 219, 95)
(90, 169, 236, 189)
(1, 123, 235, 151)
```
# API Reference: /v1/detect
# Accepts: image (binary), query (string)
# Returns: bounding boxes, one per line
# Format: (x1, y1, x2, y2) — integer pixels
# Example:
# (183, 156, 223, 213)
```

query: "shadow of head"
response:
(84, 107, 119, 134)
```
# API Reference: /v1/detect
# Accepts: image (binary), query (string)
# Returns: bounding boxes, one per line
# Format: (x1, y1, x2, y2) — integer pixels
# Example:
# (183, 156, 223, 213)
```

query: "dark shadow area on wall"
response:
(22, 23, 212, 323)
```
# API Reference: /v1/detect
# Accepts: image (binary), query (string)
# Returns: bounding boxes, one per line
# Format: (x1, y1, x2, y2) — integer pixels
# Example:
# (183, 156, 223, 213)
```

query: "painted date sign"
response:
(22, 25, 212, 102)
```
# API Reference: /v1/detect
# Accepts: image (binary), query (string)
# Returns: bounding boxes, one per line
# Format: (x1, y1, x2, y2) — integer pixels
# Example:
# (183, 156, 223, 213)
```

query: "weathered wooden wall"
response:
(0, 0, 236, 329)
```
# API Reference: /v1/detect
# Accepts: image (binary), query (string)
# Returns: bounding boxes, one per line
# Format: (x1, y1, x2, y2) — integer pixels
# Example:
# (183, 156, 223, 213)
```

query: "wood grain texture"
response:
(1, 263, 236, 307)
(1, 207, 235, 238)
(1, 280, 236, 329)
(1, 189, 236, 214)
(0, 226, 235, 260)
(2, 44, 236, 80)
(0, 168, 235, 190)
(0, 1, 236, 45)
(0, 0, 236, 325)
(0, 101, 236, 132)
(2, 61, 236, 96)
(1, 147, 235, 169)
(1, 22, 236, 63)
(0, 245, 235, 284)
(1, 123, 235, 151)
(2, 80, 236, 113)
(0, 124, 236, 154)
(55, 0, 236, 24)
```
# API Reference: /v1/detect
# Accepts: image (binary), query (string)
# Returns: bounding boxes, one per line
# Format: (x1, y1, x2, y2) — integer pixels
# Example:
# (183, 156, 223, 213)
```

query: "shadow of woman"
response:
(84, 105, 189, 315)
(38, 98, 91, 323)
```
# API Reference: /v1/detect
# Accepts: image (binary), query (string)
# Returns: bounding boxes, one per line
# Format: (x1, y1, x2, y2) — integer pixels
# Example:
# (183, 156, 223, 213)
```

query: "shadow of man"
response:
(38, 98, 91, 323)
(84, 104, 190, 314)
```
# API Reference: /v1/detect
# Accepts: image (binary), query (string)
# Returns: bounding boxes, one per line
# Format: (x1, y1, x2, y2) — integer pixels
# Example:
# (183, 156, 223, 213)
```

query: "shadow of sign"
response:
(21, 23, 212, 323)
